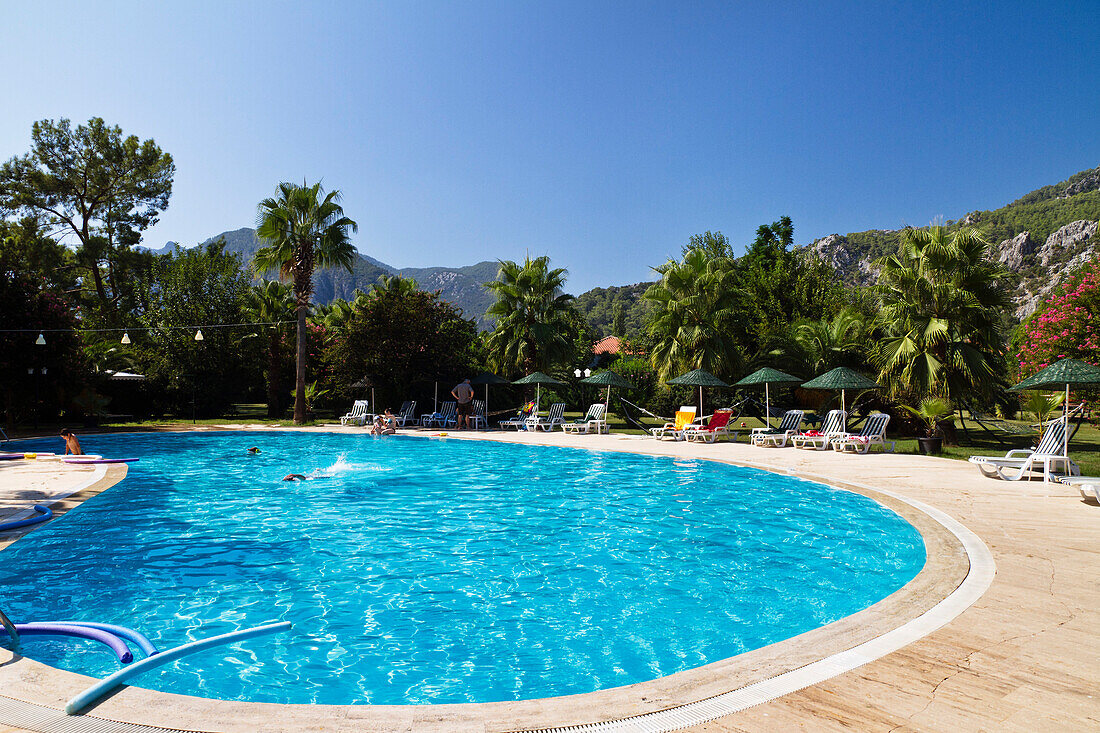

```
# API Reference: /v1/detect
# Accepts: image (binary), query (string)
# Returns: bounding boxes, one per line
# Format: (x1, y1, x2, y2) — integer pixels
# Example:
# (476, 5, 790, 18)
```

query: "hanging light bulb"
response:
(574, 368, 582, 378)
(194, 329, 204, 341)
(35, 333, 46, 345)
(584, 368, 592, 378)
(121, 332, 131, 345)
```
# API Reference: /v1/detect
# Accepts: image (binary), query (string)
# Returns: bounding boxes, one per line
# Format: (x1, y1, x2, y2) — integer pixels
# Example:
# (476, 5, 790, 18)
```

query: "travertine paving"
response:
(0, 427, 1096, 732)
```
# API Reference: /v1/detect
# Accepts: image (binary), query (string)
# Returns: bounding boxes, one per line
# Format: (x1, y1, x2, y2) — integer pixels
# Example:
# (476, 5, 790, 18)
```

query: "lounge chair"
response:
(968, 420, 1079, 482)
(684, 409, 733, 443)
(789, 410, 848, 450)
(651, 406, 698, 441)
(340, 400, 370, 426)
(500, 403, 537, 430)
(421, 402, 457, 428)
(469, 399, 487, 430)
(1055, 475, 1100, 501)
(393, 401, 417, 428)
(750, 410, 804, 447)
(831, 413, 894, 454)
(529, 403, 566, 432)
(561, 403, 607, 434)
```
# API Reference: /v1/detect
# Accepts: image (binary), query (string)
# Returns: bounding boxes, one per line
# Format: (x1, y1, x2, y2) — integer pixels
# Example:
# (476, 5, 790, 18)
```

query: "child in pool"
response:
(60, 429, 83, 455)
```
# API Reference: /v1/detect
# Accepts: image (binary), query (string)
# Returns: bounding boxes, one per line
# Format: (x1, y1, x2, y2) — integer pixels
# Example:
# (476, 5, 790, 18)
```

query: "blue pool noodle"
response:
(65, 621, 292, 715)
(3, 623, 133, 664)
(54, 622, 159, 657)
(0, 505, 52, 532)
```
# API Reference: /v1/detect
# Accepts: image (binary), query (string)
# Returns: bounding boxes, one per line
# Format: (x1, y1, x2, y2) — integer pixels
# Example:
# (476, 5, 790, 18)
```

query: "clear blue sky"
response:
(2, 1, 1097, 292)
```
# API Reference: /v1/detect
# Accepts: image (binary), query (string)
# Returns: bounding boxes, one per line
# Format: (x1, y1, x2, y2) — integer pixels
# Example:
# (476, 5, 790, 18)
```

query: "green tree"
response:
(612, 303, 627, 337)
(681, 230, 734, 259)
(644, 247, 741, 382)
(0, 117, 174, 318)
(731, 216, 844, 356)
(324, 287, 478, 407)
(873, 225, 1008, 402)
(484, 256, 575, 374)
(791, 308, 869, 376)
(0, 216, 76, 292)
(0, 274, 85, 430)
(139, 243, 257, 417)
(245, 279, 296, 417)
(254, 182, 358, 424)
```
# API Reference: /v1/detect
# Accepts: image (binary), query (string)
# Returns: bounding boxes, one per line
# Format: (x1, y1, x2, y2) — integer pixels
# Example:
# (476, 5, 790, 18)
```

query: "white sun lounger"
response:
(968, 420, 1079, 483)
(832, 413, 894, 454)
(529, 403, 566, 432)
(561, 404, 606, 434)
(751, 410, 804, 447)
(790, 410, 848, 450)
(340, 400, 370, 426)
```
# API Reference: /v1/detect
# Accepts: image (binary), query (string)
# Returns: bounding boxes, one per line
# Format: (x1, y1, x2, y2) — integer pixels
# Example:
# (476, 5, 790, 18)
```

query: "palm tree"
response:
(873, 225, 1007, 402)
(245, 279, 295, 417)
(792, 308, 868, 376)
(485, 256, 574, 374)
(372, 274, 420, 297)
(254, 182, 358, 423)
(644, 247, 741, 382)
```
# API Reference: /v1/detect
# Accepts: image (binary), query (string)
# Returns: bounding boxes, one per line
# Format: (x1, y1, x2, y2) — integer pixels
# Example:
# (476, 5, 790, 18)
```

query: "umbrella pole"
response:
(371, 387, 375, 416)
(765, 382, 771, 429)
(434, 382, 438, 412)
(1065, 383, 1070, 458)
(485, 385, 489, 430)
(606, 385, 611, 416)
(699, 386, 703, 416)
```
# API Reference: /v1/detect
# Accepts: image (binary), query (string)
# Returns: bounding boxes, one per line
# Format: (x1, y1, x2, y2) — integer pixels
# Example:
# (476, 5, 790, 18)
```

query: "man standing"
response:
(451, 378, 474, 429)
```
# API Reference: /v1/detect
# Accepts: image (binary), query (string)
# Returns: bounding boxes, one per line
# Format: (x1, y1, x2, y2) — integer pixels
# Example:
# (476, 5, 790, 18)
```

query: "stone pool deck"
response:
(0, 427, 1096, 732)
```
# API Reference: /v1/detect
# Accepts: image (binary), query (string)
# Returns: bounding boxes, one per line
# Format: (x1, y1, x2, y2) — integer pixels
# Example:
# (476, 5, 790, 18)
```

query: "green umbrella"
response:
(734, 367, 803, 429)
(580, 370, 634, 415)
(801, 367, 880, 416)
(1010, 358, 1100, 457)
(470, 372, 511, 428)
(666, 369, 729, 415)
(512, 371, 566, 408)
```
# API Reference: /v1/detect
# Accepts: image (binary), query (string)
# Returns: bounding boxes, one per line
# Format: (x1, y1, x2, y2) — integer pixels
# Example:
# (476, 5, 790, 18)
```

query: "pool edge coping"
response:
(0, 428, 992, 733)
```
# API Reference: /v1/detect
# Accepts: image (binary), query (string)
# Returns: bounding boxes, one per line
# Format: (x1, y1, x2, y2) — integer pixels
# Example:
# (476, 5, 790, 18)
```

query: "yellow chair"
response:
(650, 406, 698, 440)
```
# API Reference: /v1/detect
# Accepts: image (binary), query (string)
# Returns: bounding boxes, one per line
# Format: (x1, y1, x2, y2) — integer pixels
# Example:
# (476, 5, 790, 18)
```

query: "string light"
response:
(194, 330, 204, 341)
(35, 333, 46, 345)
(121, 333, 131, 344)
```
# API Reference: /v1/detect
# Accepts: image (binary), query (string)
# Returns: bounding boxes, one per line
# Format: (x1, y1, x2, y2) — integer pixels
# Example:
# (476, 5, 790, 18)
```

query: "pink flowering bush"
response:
(1017, 258, 1100, 378)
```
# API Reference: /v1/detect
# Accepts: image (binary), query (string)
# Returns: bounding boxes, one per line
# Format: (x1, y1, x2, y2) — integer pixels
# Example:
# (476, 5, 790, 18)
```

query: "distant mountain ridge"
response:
(144, 228, 499, 327)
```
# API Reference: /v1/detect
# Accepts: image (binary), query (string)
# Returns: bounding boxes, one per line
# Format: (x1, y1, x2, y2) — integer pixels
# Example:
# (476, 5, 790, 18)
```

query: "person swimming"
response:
(248, 447, 261, 454)
(282, 474, 307, 481)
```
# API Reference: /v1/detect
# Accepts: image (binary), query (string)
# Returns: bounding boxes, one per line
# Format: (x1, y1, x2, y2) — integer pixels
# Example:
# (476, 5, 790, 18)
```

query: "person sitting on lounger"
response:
(60, 429, 83, 455)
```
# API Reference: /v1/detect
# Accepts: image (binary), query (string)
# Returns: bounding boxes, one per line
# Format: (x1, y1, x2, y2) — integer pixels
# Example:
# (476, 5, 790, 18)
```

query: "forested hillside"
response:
(571, 282, 653, 337)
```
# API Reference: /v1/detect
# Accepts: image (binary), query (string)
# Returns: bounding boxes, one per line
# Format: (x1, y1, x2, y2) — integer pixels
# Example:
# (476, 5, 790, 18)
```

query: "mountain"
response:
(803, 165, 1100, 318)
(168, 228, 499, 327)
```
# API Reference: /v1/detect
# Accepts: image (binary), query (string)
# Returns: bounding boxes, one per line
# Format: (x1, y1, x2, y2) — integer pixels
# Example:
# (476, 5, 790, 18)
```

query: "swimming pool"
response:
(1, 432, 925, 706)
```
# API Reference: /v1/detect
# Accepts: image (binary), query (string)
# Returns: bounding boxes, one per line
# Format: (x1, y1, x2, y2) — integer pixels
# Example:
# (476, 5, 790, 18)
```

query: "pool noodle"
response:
(3, 623, 132, 663)
(65, 621, 292, 714)
(55, 622, 159, 657)
(0, 505, 52, 532)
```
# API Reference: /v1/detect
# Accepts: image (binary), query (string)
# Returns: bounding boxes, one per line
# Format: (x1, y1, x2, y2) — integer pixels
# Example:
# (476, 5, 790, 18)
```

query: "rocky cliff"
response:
(802, 165, 1100, 319)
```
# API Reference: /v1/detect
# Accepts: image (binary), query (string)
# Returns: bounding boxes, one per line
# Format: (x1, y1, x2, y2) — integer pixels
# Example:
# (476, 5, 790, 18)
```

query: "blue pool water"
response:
(1, 432, 924, 705)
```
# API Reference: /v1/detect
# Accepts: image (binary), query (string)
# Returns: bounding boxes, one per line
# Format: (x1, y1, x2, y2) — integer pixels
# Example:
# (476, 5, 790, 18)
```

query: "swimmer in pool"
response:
(248, 447, 261, 454)
(282, 474, 307, 481)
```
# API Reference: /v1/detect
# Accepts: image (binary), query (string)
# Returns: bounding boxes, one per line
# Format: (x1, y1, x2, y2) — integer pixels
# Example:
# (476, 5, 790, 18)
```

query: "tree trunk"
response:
(294, 303, 307, 424)
(267, 331, 281, 418)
